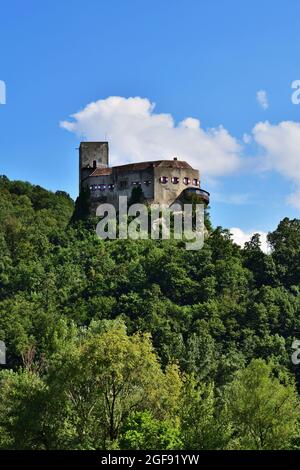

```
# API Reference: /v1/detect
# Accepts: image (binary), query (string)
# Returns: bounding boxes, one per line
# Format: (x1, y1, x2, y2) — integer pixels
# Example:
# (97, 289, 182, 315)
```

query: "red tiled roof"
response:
(114, 162, 153, 172)
(89, 168, 112, 176)
(113, 160, 193, 172)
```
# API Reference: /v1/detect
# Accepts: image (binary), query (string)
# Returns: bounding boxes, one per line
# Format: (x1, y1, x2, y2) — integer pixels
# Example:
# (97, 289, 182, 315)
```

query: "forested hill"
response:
(1, 175, 300, 450)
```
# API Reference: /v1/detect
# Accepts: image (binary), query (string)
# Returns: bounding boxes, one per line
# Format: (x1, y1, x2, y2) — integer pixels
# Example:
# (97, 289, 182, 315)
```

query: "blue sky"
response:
(1, 0, 300, 244)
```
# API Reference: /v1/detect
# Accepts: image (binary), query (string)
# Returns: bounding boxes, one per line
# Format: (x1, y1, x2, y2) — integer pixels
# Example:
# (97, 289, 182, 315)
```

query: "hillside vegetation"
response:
(1, 175, 300, 450)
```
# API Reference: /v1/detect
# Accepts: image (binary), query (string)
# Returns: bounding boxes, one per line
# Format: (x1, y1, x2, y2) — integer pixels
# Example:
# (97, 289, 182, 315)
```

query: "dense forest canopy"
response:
(1, 175, 300, 450)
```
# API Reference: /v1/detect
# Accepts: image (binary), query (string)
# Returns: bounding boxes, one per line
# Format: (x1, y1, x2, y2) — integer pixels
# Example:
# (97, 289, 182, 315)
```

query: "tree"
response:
(243, 233, 277, 287)
(180, 375, 231, 449)
(0, 369, 47, 449)
(71, 186, 91, 221)
(268, 218, 300, 286)
(119, 411, 182, 450)
(225, 359, 300, 449)
(44, 319, 182, 449)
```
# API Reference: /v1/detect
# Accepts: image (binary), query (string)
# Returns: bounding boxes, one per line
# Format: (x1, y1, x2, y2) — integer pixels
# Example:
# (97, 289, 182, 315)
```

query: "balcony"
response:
(183, 187, 210, 204)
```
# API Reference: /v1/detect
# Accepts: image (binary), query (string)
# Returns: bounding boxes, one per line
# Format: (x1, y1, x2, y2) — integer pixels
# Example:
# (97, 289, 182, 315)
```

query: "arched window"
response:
(183, 177, 190, 185)
(193, 178, 198, 186)
(171, 176, 179, 184)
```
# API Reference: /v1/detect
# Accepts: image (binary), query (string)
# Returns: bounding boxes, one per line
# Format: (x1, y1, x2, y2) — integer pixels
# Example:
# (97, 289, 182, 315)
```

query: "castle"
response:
(79, 142, 210, 210)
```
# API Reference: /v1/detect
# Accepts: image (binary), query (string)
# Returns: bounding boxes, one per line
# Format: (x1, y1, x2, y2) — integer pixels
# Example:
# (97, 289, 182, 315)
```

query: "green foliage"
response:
(180, 375, 231, 449)
(1, 176, 300, 450)
(0, 369, 47, 449)
(225, 359, 300, 449)
(120, 411, 182, 450)
(71, 186, 91, 222)
(0, 319, 182, 449)
(268, 218, 300, 286)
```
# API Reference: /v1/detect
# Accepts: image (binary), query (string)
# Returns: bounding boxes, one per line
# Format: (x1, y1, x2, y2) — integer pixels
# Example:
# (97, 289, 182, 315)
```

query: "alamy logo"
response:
(0, 341, 6, 365)
(95, 196, 205, 250)
(0, 80, 6, 105)
(291, 339, 300, 365)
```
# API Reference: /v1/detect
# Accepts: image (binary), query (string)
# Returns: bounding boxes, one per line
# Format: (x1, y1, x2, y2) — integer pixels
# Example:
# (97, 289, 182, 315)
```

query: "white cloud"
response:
(60, 96, 242, 177)
(256, 90, 269, 110)
(252, 120, 300, 208)
(230, 227, 269, 253)
(243, 133, 252, 144)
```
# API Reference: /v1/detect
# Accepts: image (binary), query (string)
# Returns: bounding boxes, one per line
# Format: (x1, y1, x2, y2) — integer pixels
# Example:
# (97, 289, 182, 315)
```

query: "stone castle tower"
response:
(79, 142, 109, 190)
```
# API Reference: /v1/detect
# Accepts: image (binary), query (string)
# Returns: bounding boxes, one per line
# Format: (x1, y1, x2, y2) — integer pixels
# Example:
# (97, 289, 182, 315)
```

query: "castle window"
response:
(183, 177, 190, 185)
(100, 184, 106, 191)
(108, 184, 115, 191)
(159, 176, 168, 184)
(193, 178, 198, 186)
(132, 181, 141, 186)
(93, 160, 97, 168)
(171, 176, 179, 184)
(144, 180, 152, 186)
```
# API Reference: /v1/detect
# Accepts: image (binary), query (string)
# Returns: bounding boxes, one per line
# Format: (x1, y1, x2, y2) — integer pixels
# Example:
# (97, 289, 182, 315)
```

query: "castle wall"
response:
(85, 167, 155, 210)
(84, 165, 200, 211)
(153, 167, 200, 207)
